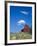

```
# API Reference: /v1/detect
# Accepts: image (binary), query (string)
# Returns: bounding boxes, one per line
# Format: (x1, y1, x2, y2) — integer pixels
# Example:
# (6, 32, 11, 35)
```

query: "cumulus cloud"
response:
(17, 20, 26, 25)
(20, 11, 28, 15)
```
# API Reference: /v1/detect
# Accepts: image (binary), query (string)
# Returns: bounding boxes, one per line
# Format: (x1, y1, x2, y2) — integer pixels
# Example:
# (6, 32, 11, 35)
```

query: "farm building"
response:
(21, 24, 30, 32)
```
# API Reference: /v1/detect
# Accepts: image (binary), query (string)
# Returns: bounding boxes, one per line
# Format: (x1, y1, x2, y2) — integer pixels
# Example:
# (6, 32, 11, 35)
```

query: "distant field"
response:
(10, 32, 32, 40)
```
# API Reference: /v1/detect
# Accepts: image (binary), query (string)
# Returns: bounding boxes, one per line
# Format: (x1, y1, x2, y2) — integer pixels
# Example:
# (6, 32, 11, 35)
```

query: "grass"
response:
(10, 32, 32, 40)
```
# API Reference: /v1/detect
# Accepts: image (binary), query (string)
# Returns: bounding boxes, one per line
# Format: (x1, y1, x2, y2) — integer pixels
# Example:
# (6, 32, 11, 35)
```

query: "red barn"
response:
(21, 24, 30, 32)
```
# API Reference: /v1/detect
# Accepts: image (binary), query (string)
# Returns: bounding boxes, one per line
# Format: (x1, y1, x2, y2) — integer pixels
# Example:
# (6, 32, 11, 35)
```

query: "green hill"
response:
(10, 32, 32, 40)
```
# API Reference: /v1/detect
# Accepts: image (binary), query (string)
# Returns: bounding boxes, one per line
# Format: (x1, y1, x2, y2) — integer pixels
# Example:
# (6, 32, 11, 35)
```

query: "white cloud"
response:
(20, 11, 28, 15)
(17, 20, 26, 25)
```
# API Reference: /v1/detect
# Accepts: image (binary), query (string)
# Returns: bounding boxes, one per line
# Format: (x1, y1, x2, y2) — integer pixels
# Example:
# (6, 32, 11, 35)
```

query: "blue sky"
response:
(10, 6, 32, 33)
